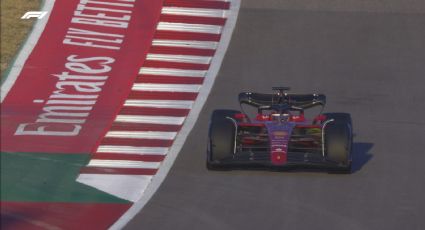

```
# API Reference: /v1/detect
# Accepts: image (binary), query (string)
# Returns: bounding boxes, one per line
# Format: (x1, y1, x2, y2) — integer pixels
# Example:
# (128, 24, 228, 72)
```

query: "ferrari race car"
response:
(207, 87, 353, 173)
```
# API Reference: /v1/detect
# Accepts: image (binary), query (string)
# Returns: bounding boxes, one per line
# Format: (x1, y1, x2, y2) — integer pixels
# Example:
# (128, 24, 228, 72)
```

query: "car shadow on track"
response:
(351, 142, 374, 173)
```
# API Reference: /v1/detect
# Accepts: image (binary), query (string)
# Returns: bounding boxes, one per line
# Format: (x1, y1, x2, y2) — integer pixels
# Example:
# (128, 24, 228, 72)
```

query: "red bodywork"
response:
(232, 112, 324, 166)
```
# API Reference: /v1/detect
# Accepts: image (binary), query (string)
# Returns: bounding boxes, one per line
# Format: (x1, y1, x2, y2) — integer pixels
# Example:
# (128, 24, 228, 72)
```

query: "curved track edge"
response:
(110, 0, 241, 229)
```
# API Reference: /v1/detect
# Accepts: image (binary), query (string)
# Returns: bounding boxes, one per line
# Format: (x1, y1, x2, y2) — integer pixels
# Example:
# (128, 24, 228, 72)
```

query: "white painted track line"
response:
(124, 99, 194, 109)
(115, 115, 186, 125)
(146, 54, 212, 64)
(157, 22, 222, 34)
(152, 39, 218, 49)
(161, 7, 227, 18)
(106, 131, 177, 140)
(87, 159, 161, 169)
(139, 67, 207, 77)
(97, 146, 169, 155)
(132, 83, 201, 93)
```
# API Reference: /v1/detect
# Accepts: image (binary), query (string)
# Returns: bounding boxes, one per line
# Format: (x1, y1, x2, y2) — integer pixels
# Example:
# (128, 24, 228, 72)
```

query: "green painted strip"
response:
(1, 152, 129, 203)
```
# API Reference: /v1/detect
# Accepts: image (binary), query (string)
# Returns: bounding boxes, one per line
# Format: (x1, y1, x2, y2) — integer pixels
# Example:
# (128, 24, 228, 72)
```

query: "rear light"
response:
(271, 152, 286, 164)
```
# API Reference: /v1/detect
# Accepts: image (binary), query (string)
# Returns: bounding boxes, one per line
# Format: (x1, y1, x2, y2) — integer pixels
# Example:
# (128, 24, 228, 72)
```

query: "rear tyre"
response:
(207, 110, 239, 170)
(323, 113, 352, 126)
(323, 113, 353, 173)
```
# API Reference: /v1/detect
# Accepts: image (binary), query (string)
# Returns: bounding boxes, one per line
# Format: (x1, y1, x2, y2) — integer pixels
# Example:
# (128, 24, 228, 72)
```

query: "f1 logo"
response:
(21, 11, 48, 19)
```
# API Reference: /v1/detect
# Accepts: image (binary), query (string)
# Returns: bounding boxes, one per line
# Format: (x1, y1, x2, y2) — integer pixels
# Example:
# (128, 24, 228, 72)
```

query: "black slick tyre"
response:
(323, 113, 353, 173)
(207, 110, 239, 170)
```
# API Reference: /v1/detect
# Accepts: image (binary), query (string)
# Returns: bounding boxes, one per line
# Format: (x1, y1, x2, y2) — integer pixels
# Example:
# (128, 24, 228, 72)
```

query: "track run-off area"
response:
(1, 0, 240, 229)
(124, 1, 425, 230)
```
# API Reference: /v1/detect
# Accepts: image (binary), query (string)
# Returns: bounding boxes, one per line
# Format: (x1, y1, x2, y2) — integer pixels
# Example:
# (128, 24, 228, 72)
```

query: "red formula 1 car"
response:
(207, 87, 353, 173)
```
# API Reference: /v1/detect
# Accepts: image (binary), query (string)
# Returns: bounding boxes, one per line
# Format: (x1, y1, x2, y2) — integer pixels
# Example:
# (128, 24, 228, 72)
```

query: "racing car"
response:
(207, 87, 353, 173)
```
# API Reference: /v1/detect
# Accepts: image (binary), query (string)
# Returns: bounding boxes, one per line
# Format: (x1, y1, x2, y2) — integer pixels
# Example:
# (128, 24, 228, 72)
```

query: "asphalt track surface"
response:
(126, 1, 425, 229)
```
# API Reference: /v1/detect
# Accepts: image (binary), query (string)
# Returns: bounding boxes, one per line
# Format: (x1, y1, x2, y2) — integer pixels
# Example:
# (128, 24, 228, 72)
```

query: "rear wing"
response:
(238, 92, 326, 109)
